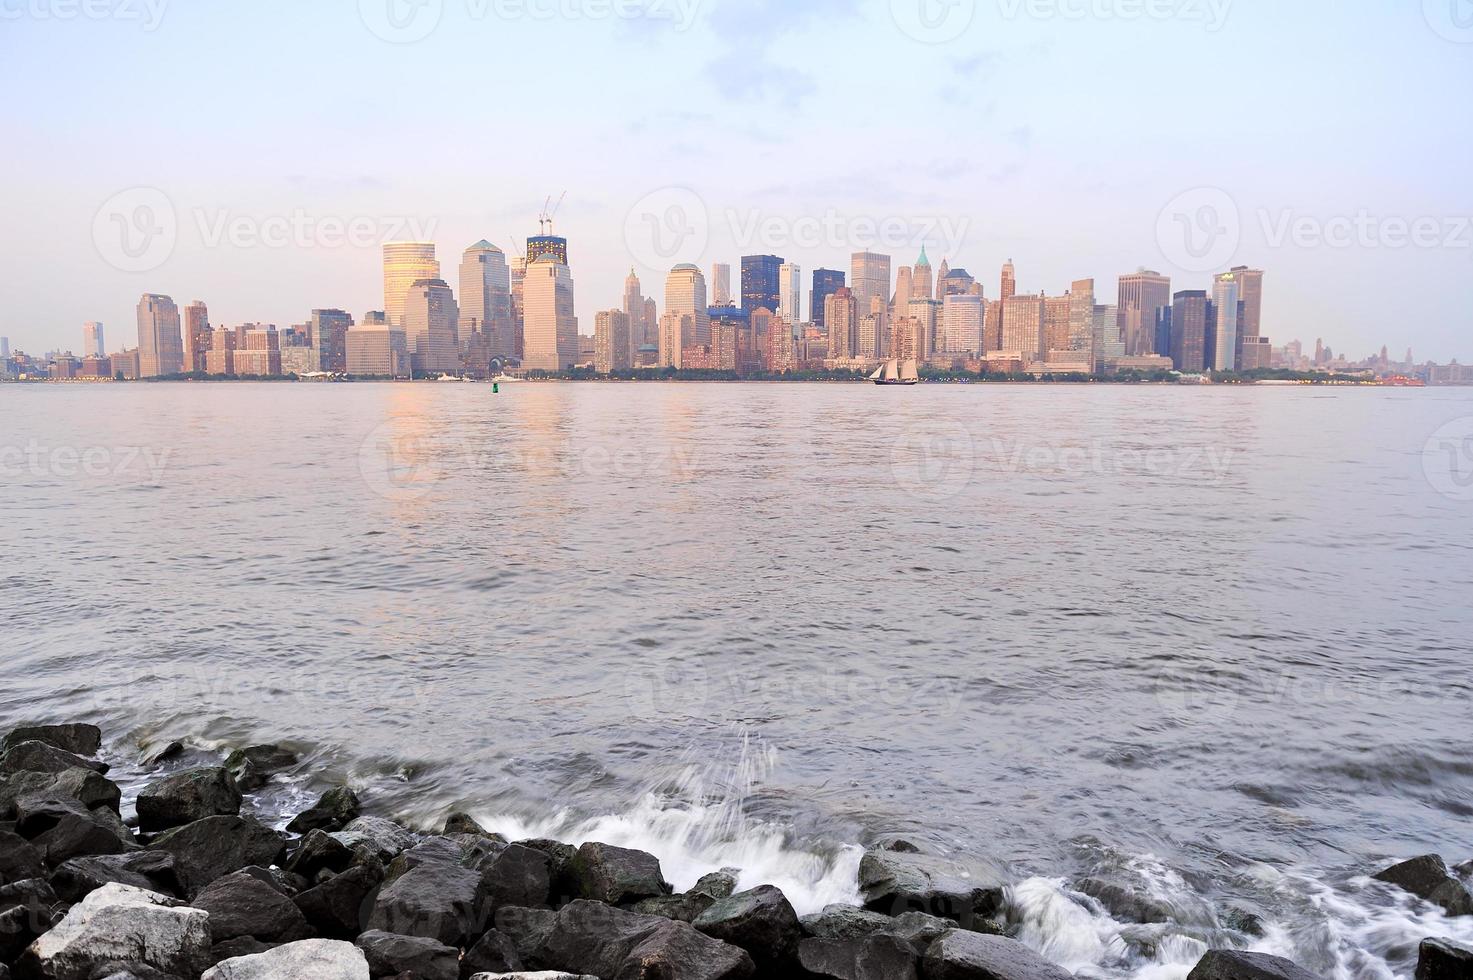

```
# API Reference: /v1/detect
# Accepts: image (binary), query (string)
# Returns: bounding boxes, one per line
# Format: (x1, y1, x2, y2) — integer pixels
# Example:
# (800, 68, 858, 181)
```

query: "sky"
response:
(2, 0, 1471, 361)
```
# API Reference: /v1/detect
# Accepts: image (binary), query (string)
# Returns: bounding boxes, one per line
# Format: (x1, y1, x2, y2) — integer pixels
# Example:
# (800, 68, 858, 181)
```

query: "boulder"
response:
(147, 815, 285, 896)
(566, 842, 668, 906)
(799, 933, 919, 980)
(337, 817, 414, 862)
(883, 910, 963, 953)
(293, 864, 383, 938)
(516, 840, 578, 904)
(287, 828, 358, 879)
(286, 787, 362, 835)
(1417, 938, 1473, 980)
(193, 869, 312, 942)
(13, 883, 211, 980)
(462, 929, 524, 977)
(1186, 950, 1325, 979)
(444, 812, 501, 839)
(923, 931, 1072, 980)
(1, 829, 45, 884)
(476, 843, 553, 911)
(465, 974, 597, 980)
(367, 861, 487, 947)
(1, 769, 121, 820)
(1374, 856, 1473, 917)
(631, 893, 718, 923)
(201, 939, 370, 979)
(533, 900, 752, 980)
(0, 742, 107, 777)
(48, 852, 181, 902)
(1, 725, 102, 757)
(355, 930, 458, 980)
(799, 904, 896, 941)
(1074, 877, 1174, 924)
(135, 768, 242, 833)
(858, 846, 1006, 924)
(0, 878, 61, 961)
(223, 745, 298, 792)
(384, 837, 464, 884)
(210, 936, 274, 964)
(15, 797, 132, 866)
(692, 885, 802, 968)
(493, 906, 558, 965)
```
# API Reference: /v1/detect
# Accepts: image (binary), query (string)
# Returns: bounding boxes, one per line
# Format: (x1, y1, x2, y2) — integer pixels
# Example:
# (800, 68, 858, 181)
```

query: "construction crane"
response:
(539, 191, 566, 236)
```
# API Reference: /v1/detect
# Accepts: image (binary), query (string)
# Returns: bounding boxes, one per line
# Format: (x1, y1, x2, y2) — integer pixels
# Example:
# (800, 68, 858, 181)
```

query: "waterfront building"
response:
(1169, 290, 1210, 372)
(346, 312, 408, 377)
(811, 268, 845, 330)
(459, 241, 514, 359)
(82, 322, 105, 358)
(382, 242, 439, 328)
(1117, 269, 1172, 356)
(310, 309, 354, 374)
(181, 301, 210, 373)
(595, 310, 632, 374)
(741, 254, 782, 314)
(824, 287, 858, 360)
(849, 252, 890, 321)
(778, 262, 802, 324)
(940, 293, 984, 354)
(402, 278, 460, 374)
(522, 254, 579, 372)
(1000, 293, 1045, 359)
(136, 293, 184, 378)
(1210, 272, 1242, 371)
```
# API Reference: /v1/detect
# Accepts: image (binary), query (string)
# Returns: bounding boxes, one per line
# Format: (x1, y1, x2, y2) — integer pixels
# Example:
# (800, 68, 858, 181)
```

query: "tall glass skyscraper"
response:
(810, 269, 845, 329)
(778, 262, 802, 324)
(383, 242, 439, 327)
(459, 241, 514, 358)
(741, 254, 782, 314)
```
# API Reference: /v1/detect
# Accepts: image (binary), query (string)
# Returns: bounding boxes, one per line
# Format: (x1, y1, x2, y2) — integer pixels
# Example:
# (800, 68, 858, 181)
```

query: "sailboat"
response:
(871, 359, 920, 386)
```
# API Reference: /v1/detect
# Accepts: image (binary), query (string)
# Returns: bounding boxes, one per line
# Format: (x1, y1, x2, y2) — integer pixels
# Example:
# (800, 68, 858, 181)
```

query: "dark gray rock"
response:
(799, 904, 896, 941)
(475, 843, 552, 911)
(443, 812, 501, 840)
(367, 861, 487, 947)
(533, 899, 753, 980)
(516, 839, 578, 903)
(461, 929, 522, 977)
(884, 910, 962, 954)
(384, 837, 464, 884)
(799, 933, 919, 980)
(1186, 949, 1325, 980)
(692, 870, 739, 901)
(285, 787, 362, 835)
(49, 852, 181, 902)
(1222, 907, 1267, 937)
(1375, 856, 1473, 917)
(293, 864, 383, 938)
(0, 878, 60, 962)
(210, 936, 275, 964)
(631, 892, 718, 923)
(193, 869, 312, 943)
(355, 930, 458, 980)
(859, 846, 1007, 925)
(0, 768, 121, 820)
(336, 816, 413, 862)
(86, 965, 191, 980)
(0, 829, 45, 884)
(135, 768, 242, 832)
(567, 841, 669, 906)
(0, 741, 107, 777)
(1075, 877, 1174, 924)
(923, 931, 1073, 980)
(492, 905, 558, 964)
(147, 815, 286, 896)
(1417, 937, 1473, 980)
(287, 828, 358, 879)
(1, 725, 102, 757)
(15, 796, 132, 866)
(692, 884, 801, 969)
(223, 745, 298, 793)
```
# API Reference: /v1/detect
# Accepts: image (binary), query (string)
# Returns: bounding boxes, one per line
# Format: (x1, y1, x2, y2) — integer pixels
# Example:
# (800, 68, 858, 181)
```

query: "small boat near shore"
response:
(871, 359, 919, 386)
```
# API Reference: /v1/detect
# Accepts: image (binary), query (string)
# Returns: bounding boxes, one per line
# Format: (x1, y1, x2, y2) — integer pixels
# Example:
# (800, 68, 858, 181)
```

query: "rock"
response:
(193, 869, 312, 943)
(1075, 877, 1174, 924)
(48, 852, 181, 902)
(15, 797, 132, 866)
(476, 843, 553, 911)
(884, 910, 962, 954)
(1417, 938, 1473, 980)
(355, 930, 458, 980)
(287, 828, 358, 879)
(692, 885, 802, 969)
(799, 904, 896, 941)
(0, 769, 121, 820)
(516, 840, 578, 904)
(493, 906, 558, 964)
(147, 816, 285, 896)
(201, 939, 370, 979)
(1, 829, 45, 884)
(631, 892, 717, 923)
(465, 974, 597, 980)
(384, 837, 464, 884)
(1186, 949, 1325, 980)
(462, 929, 524, 977)
(1222, 907, 1267, 937)
(367, 861, 487, 947)
(692, 871, 738, 901)
(135, 768, 242, 833)
(210, 937, 274, 964)
(13, 883, 211, 980)
(858, 846, 1006, 925)
(1, 725, 102, 757)
(444, 812, 501, 839)
(338, 816, 414, 862)
(923, 931, 1073, 980)
(799, 933, 919, 980)
(533, 900, 753, 980)
(223, 745, 298, 792)
(567, 842, 668, 906)
(1375, 856, 1473, 917)
(67, 964, 185, 980)
(0, 878, 60, 962)
(141, 741, 185, 766)
(293, 864, 383, 938)
(0, 742, 107, 777)
(286, 787, 363, 835)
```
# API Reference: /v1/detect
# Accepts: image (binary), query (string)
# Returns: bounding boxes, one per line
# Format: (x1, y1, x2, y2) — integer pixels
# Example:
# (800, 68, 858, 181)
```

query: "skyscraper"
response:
(663, 263, 709, 367)
(181, 302, 211, 373)
(346, 312, 408, 378)
(906, 297, 941, 361)
(402, 279, 459, 374)
(778, 262, 802, 324)
(522, 253, 578, 372)
(82, 322, 105, 358)
(893, 266, 913, 319)
(595, 310, 631, 374)
(136, 293, 184, 378)
(850, 252, 891, 319)
(383, 242, 439, 327)
(1117, 270, 1172, 356)
(711, 263, 732, 306)
(623, 268, 653, 360)
(1169, 291, 1210, 372)
(741, 254, 782, 314)
(1092, 305, 1122, 370)
(1210, 272, 1241, 372)
(459, 241, 514, 359)
(940, 294, 984, 354)
(1043, 295, 1072, 351)
(1001, 293, 1045, 358)
(811, 269, 845, 330)
(310, 309, 354, 374)
(1068, 279, 1095, 358)
(1229, 266, 1269, 369)
(1000, 259, 1017, 303)
(824, 287, 858, 360)
(912, 247, 934, 302)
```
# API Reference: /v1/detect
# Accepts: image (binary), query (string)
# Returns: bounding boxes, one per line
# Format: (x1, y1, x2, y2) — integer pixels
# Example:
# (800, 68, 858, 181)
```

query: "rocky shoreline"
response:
(2, 723, 1470, 980)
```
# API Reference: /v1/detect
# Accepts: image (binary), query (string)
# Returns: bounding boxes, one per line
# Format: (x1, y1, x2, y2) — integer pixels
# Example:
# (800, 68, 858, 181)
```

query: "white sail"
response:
(883, 359, 900, 382)
(869, 365, 885, 381)
(899, 359, 919, 382)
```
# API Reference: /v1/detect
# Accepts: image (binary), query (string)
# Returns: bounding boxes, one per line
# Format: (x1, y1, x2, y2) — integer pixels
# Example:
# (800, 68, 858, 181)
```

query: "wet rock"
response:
(201, 938, 370, 979)
(16, 797, 132, 866)
(799, 933, 919, 980)
(147, 815, 285, 896)
(1222, 907, 1267, 937)
(1186, 949, 1325, 980)
(193, 869, 312, 943)
(533, 900, 753, 980)
(293, 864, 383, 938)
(493, 906, 558, 964)
(516, 840, 578, 903)
(567, 842, 669, 906)
(48, 852, 181, 903)
(1, 769, 121, 820)
(692, 884, 802, 969)
(286, 828, 357, 879)
(135, 767, 242, 833)
(1075, 877, 1174, 924)
(923, 931, 1073, 980)
(631, 892, 717, 923)
(338, 816, 414, 862)
(1375, 855, 1473, 917)
(444, 812, 501, 839)
(1416, 937, 1473, 980)
(0, 878, 60, 962)
(465, 974, 596, 980)
(223, 745, 298, 792)
(475, 843, 553, 911)
(141, 741, 185, 766)
(13, 882, 211, 980)
(884, 910, 962, 954)
(286, 787, 363, 835)
(461, 929, 523, 977)
(68, 963, 187, 980)
(0, 829, 46, 884)
(693, 871, 739, 901)
(0, 742, 107, 778)
(210, 936, 274, 964)
(858, 846, 1007, 925)
(385, 837, 465, 884)
(799, 904, 896, 941)
(1, 725, 102, 757)
(355, 930, 458, 980)
(367, 861, 487, 947)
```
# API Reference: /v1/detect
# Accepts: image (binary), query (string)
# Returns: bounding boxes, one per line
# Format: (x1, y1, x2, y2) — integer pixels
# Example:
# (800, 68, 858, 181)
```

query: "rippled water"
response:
(4, 382, 1472, 978)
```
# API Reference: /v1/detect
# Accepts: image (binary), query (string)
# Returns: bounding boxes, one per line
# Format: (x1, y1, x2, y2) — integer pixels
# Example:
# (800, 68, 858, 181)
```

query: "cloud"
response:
(702, 0, 862, 105)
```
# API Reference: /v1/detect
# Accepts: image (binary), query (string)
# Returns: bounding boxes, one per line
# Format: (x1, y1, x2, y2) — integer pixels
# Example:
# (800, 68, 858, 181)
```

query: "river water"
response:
(3, 381, 1472, 978)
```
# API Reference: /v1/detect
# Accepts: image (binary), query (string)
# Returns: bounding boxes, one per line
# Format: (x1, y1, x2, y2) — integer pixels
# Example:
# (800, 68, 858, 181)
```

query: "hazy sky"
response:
(3, 0, 1471, 360)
